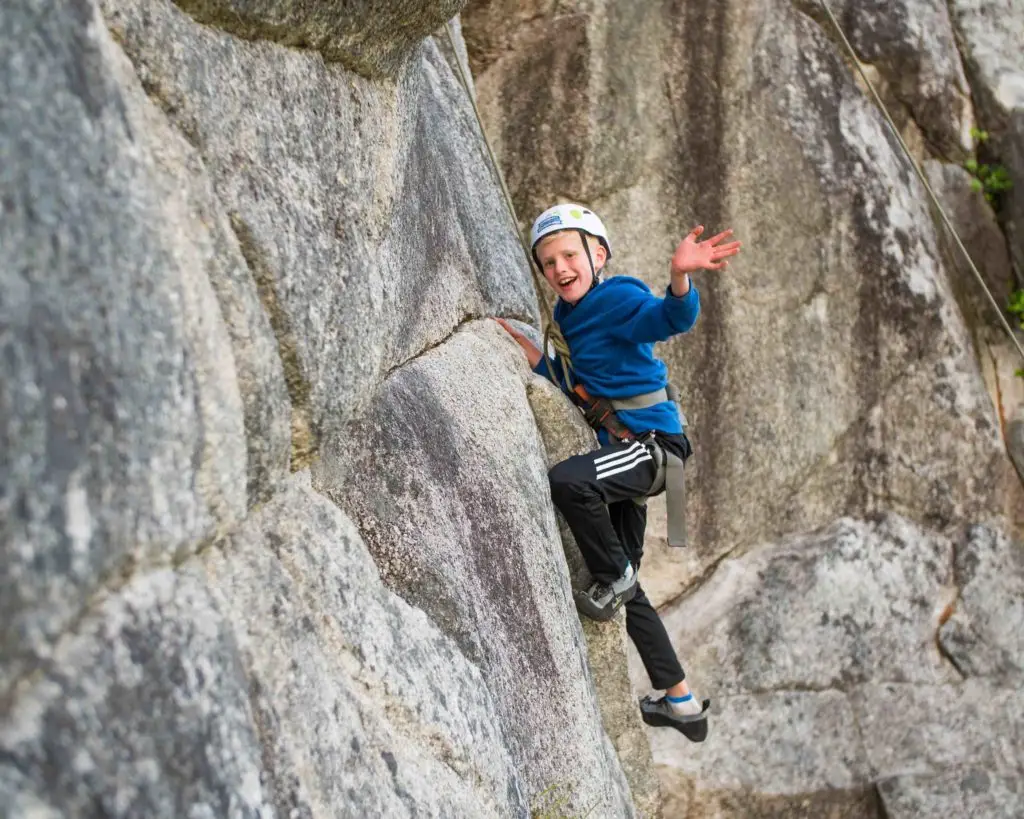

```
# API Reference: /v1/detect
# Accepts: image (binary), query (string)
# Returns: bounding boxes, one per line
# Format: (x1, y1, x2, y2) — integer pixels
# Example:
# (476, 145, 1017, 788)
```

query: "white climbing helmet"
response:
(529, 203, 612, 263)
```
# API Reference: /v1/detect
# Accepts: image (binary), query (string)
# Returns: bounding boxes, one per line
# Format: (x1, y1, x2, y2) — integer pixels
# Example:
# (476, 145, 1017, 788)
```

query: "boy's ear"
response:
(592, 240, 608, 269)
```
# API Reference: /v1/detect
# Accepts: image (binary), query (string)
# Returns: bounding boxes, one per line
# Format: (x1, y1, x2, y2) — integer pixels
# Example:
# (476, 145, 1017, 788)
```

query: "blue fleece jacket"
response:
(533, 275, 700, 441)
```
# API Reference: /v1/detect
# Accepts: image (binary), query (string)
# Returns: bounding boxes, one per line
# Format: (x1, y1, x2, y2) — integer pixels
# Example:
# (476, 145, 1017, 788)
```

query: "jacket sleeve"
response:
(611, 283, 700, 344)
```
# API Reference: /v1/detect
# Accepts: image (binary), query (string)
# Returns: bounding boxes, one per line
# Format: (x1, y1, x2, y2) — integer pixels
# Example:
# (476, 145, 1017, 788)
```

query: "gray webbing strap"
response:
(609, 388, 669, 412)
(623, 384, 689, 545)
(663, 448, 687, 547)
(636, 440, 688, 547)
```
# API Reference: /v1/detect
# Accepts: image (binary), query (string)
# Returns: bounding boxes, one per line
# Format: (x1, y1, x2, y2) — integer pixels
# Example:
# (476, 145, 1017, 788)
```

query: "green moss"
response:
(965, 128, 1013, 207)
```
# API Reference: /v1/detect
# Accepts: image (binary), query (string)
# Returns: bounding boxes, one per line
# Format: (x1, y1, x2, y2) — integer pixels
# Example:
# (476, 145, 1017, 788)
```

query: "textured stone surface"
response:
(925, 159, 1016, 322)
(172, 0, 465, 77)
(8, 0, 1024, 816)
(105, 10, 292, 505)
(939, 525, 1024, 681)
(984, 337, 1024, 481)
(527, 373, 662, 819)
(102, 0, 537, 463)
(948, 0, 1024, 275)
(0, 567, 270, 818)
(802, 0, 975, 157)
(636, 515, 1024, 817)
(657, 764, 883, 819)
(465, 0, 1024, 606)
(203, 476, 527, 818)
(1010, 415, 1024, 478)
(654, 517, 960, 695)
(852, 680, 1024, 795)
(878, 769, 1022, 819)
(0, 0, 250, 693)
(0, 476, 530, 817)
(3, 1, 652, 815)
(315, 322, 636, 817)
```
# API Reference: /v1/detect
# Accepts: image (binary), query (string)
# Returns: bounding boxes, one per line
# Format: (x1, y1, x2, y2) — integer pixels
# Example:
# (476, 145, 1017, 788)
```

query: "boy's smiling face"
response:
(536, 231, 607, 304)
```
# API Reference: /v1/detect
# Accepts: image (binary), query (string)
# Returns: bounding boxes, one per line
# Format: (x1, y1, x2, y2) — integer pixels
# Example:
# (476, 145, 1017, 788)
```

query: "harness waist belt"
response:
(609, 387, 670, 412)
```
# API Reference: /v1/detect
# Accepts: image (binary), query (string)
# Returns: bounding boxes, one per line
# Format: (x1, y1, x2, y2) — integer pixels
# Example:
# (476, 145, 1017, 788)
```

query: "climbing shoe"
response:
(574, 564, 637, 622)
(639, 695, 710, 743)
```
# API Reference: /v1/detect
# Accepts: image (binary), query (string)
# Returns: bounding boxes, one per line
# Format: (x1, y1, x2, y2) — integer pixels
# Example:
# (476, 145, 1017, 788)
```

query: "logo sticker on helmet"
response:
(569, 208, 583, 219)
(536, 213, 563, 233)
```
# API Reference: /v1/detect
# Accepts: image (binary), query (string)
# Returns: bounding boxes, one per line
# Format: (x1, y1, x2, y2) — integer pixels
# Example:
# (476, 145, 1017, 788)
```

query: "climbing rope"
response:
(443, 22, 577, 388)
(818, 1, 1024, 366)
(446, 9, 1024, 372)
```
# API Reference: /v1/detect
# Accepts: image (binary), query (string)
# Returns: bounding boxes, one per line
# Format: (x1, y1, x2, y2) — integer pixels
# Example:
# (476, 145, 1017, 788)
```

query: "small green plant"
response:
(965, 128, 1013, 206)
(1009, 289, 1024, 378)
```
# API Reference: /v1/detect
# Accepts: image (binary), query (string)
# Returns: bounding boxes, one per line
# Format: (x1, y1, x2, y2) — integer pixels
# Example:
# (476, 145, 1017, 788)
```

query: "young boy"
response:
(496, 203, 740, 741)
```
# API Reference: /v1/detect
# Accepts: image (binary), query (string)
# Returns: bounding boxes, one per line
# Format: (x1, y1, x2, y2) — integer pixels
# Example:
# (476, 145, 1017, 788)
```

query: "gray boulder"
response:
(102, 0, 537, 465)
(939, 524, 1024, 680)
(878, 769, 1022, 819)
(2, 0, 648, 814)
(800, 0, 976, 158)
(0, 475, 528, 817)
(924, 159, 1017, 323)
(856, 681, 1024, 816)
(314, 321, 637, 817)
(0, 566, 270, 818)
(1011, 415, 1024, 479)
(172, 0, 465, 77)
(652, 517, 961, 696)
(639, 515, 1024, 817)
(0, 0, 253, 694)
(203, 476, 526, 818)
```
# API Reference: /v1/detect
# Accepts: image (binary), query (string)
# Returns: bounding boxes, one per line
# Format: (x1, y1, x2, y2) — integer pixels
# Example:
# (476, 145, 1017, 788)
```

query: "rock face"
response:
(807, 0, 976, 158)
(171, 0, 465, 77)
(948, 0, 1024, 277)
(464, 0, 1024, 815)
(0, 477, 527, 817)
(5, 0, 1024, 817)
(1, 0, 255, 696)
(639, 517, 1024, 818)
(313, 323, 635, 816)
(924, 159, 1016, 325)
(1, 0, 646, 815)
(466, 0, 1024, 608)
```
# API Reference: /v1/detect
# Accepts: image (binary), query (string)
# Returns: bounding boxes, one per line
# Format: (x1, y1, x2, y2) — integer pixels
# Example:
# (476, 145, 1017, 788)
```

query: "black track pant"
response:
(549, 434, 689, 690)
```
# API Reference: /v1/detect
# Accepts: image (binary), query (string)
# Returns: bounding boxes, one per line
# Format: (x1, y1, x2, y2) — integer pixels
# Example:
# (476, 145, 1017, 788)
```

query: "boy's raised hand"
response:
(671, 225, 741, 275)
(494, 318, 543, 368)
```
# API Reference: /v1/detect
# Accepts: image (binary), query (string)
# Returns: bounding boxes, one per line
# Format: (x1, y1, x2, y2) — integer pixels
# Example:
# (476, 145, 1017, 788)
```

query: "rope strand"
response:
(443, 22, 576, 386)
(448, 10, 1021, 381)
(818, 1, 1024, 366)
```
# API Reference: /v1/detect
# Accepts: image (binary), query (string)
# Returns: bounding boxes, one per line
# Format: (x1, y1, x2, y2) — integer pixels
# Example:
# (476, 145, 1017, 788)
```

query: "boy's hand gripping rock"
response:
(494, 318, 542, 368)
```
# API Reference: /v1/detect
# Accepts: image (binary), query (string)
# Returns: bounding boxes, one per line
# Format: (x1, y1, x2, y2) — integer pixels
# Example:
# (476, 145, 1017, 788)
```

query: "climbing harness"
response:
(561, 381, 690, 547)
(444, 21, 692, 546)
(818, 1, 1024, 368)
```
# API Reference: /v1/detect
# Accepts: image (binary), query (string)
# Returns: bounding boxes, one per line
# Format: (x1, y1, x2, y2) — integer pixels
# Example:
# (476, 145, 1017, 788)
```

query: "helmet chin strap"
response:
(577, 229, 602, 294)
